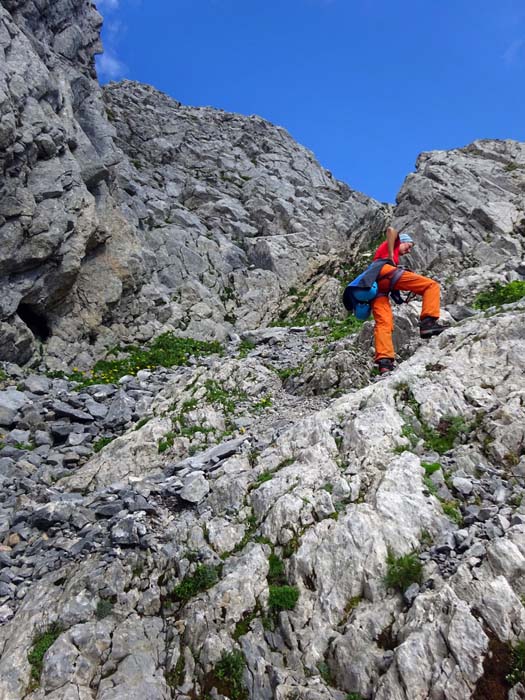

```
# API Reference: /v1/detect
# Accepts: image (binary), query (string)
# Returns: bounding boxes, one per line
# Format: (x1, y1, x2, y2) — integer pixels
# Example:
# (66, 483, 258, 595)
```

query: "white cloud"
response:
(97, 0, 119, 10)
(96, 52, 127, 80)
(106, 19, 125, 40)
(503, 39, 524, 64)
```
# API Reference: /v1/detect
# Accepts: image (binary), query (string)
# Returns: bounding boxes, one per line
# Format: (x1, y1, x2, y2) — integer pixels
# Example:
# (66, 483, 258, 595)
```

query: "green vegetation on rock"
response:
(441, 500, 463, 525)
(170, 564, 219, 602)
(268, 585, 300, 611)
(28, 624, 62, 688)
(384, 550, 423, 592)
(267, 553, 286, 585)
(213, 650, 248, 700)
(65, 333, 223, 386)
(95, 599, 114, 620)
(507, 640, 525, 686)
(93, 436, 114, 453)
(473, 280, 525, 310)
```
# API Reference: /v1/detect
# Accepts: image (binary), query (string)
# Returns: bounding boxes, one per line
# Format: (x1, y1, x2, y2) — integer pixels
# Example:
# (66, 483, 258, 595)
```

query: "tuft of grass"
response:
(252, 471, 273, 489)
(422, 416, 471, 454)
(422, 462, 440, 495)
(66, 333, 223, 387)
(338, 595, 362, 625)
(213, 650, 248, 700)
(170, 565, 219, 602)
(253, 394, 272, 411)
(267, 554, 286, 585)
(204, 379, 246, 414)
(14, 441, 36, 451)
(473, 280, 525, 310)
(93, 436, 114, 453)
(158, 431, 175, 454)
(233, 611, 258, 640)
(268, 585, 299, 612)
(323, 315, 363, 342)
(441, 500, 463, 525)
(318, 660, 334, 685)
(28, 624, 62, 688)
(276, 365, 303, 380)
(423, 476, 438, 495)
(282, 535, 300, 559)
(134, 416, 151, 430)
(422, 461, 441, 475)
(507, 640, 525, 685)
(95, 599, 114, 620)
(384, 550, 423, 592)
(238, 339, 256, 358)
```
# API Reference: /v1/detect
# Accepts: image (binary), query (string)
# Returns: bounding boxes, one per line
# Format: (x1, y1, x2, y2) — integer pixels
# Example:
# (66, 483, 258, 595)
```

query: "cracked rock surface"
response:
(0, 302, 524, 699)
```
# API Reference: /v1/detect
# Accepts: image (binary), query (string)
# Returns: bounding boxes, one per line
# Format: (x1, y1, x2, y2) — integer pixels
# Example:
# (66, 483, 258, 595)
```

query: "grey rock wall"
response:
(393, 139, 525, 306)
(0, 0, 143, 368)
(101, 81, 387, 345)
(0, 300, 524, 699)
(0, 0, 388, 370)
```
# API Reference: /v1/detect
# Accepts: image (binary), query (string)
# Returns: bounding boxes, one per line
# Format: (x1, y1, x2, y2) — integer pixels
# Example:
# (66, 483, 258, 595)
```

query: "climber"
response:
(372, 226, 448, 376)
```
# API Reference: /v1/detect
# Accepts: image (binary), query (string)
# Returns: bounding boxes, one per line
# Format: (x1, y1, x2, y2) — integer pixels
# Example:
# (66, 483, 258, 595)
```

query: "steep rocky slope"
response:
(3, 0, 524, 373)
(0, 300, 524, 700)
(100, 81, 386, 343)
(0, 0, 387, 370)
(1, 2, 525, 700)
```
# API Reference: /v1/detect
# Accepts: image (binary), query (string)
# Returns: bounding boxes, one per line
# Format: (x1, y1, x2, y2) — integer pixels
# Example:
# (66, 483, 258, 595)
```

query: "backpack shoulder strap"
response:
(376, 266, 405, 297)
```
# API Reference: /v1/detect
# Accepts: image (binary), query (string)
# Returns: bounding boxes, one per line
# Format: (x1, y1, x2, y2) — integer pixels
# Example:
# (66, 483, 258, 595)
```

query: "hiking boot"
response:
(376, 358, 395, 376)
(419, 317, 449, 339)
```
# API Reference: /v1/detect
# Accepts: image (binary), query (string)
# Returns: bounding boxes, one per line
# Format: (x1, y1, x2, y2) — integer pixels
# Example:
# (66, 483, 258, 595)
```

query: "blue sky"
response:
(95, 0, 525, 203)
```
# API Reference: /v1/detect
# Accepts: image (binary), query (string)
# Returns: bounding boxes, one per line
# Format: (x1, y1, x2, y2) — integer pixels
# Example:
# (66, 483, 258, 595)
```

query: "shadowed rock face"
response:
(0, 0, 143, 367)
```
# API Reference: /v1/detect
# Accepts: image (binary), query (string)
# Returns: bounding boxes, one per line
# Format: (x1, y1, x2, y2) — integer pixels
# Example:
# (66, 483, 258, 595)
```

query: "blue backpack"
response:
(343, 260, 405, 320)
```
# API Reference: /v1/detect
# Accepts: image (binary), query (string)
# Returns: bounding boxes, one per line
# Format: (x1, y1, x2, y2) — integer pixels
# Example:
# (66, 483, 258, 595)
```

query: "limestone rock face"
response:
(101, 80, 387, 344)
(0, 0, 143, 368)
(1, 304, 525, 700)
(393, 139, 525, 307)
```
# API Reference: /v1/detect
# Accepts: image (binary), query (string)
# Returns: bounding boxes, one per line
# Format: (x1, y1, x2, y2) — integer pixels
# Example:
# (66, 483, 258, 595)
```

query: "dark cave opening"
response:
(17, 304, 51, 341)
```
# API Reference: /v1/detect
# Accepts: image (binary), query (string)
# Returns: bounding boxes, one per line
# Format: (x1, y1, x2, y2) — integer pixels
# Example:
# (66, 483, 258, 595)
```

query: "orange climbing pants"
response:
(371, 264, 441, 361)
